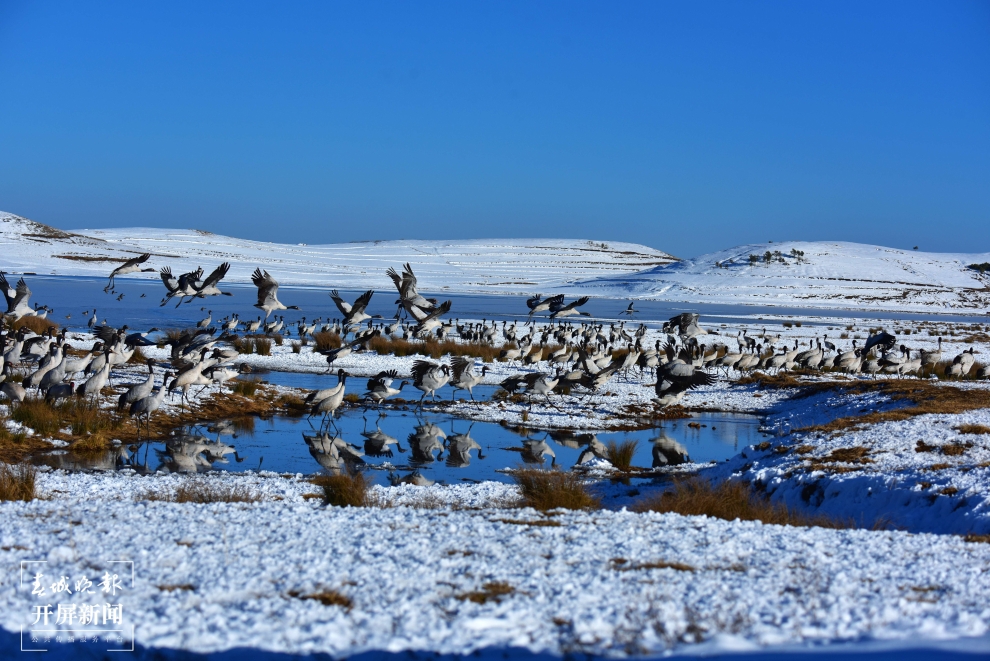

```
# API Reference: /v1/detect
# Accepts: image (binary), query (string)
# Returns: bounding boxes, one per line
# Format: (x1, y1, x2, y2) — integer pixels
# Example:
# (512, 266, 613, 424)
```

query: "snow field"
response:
(2, 478, 989, 657)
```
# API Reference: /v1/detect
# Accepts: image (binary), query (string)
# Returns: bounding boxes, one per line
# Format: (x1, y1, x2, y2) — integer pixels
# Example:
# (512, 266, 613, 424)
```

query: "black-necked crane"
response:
(387, 263, 437, 319)
(363, 370, 408, 407)
(549, 296, 591, 320)
(411, 359, 450, 406)
(187, 262, 232, 301)
(330, 290, 379, 326)
(308, 370, 350, 431)
(129, 376, 173, 437)
(252, 268, 299, 319)
(105, 253, 155, 293)
(0, 272, 35, 317)
(652, 344, 716, 408)
(449, 356, 488, 401)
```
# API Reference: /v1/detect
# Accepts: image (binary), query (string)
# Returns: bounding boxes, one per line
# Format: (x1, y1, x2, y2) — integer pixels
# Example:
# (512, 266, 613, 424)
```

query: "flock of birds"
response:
(1, 252, 988, 477)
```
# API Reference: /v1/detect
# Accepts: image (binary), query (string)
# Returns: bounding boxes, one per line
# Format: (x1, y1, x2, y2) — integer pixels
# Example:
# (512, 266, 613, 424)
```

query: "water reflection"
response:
(35, 409, 763, 484)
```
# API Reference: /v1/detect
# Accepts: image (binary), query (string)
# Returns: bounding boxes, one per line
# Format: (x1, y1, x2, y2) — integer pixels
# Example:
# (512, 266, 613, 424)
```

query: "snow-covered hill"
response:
(0, 211, 675, 293)
(4, 210, 989, 312)
(577, 241, 990, 313)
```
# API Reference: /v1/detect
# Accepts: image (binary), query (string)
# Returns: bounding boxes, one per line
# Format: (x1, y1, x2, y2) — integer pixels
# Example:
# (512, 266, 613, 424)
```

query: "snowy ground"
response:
(2, 469, 990, 658)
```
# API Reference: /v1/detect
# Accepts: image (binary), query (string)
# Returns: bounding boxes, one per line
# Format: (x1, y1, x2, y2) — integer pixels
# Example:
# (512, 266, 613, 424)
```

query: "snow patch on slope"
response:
(578, 240, 990, 313)
(0, 211, 675, 294)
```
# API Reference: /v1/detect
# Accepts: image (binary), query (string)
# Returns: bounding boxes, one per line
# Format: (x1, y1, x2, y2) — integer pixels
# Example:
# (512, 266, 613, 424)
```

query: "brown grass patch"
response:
(940, 486, 959, 496)
(457, 581, 515, 604)
(956, 424, 990, 435)
(0, 463, 36, 501)
(964, 534, 990, 544)
(254, 338, 272, 356)
(612, 559, 694, 572)
(633, 478, 848, 529)
(232, 337, 255, 354)
(138, 482, 260, 503)
(10, 315, 58, 335)
(291, 341, 302, 354)
(794, 445, 815, 454)
(493, 517, 562, 527)
(313, 471, 369, 507)
(926, 463, 952, 471)
(157, 584, 195, 592)
(794, 382, 990, 434)
(232, 377, 262, 397)
(512, 469, 599, 511)
(11, 398, 122, 442)
(313, 331, 342, 352)
(606, 440, 638, 471)
(288, 589, 352, 609)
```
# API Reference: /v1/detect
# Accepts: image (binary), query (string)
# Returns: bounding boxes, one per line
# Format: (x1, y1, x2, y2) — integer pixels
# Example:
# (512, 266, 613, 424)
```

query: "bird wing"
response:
(526, 294, 542, 310)
(198, 262, 230, 290)
(450, 356, 472, 380)
(159, 267, 178, 292)
(9, 277, 31, 312)
(351, 290, 374, 315)
(0, 272, 13, 310)
(545, 294, 566, 312)
(113, 253, 150, 274)
(415, 300, 452, 325)
(92, 325, 120, 344)
(400, 263, 419, 299)
(252, 268, 278, 306)
(410, 359, 438, 383)
(386, 268, 403, 294)
(329, 290, 352, 315)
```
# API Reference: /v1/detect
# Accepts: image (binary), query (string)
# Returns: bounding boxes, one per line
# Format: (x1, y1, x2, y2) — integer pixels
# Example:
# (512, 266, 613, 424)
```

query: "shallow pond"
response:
(38, 406, 763, 485)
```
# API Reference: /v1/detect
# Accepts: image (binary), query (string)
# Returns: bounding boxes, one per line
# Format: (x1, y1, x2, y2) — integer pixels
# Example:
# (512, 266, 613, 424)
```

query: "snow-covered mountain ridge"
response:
(2, 210, 989, 312)
(0, 211, 674, 293)
(578, 240, 990, 313)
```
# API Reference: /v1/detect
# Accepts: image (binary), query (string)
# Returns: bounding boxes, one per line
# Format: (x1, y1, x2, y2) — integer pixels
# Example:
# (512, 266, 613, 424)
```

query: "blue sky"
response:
(0, 1, 987, 257)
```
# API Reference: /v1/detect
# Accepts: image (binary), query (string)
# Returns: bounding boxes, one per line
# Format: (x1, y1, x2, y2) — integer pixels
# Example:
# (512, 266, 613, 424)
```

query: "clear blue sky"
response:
(1, 1, 987, 257)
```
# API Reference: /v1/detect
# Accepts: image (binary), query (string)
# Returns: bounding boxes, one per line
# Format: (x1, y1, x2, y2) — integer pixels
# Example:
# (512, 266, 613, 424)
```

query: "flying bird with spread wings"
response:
(0, 272, 35, 318)
(104, 253, 156, 293)
(252, 268, 299, 319)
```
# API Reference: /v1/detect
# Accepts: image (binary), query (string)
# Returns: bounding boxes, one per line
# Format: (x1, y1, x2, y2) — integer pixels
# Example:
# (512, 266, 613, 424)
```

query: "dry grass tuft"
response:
(612, 558, 694, 572)
(313, 471, 369, 507)
(232, 337, 255, 354)
(11, 398, 121, 441)
(254, 338, 272, 356)
(127, 347, 149, 364)
(232, 377, 262, 397)
(956, 424, 990, 435)
(493, 517, 562, 527)
(138, 482, 260, 503)
(11, 315, 58, 335)
(633, 478, 848, 529)
(457, 581, 515, 604)
(606, 440, 638, 471)
(512, 468, 599, 511)
(313, 332, 342, 352)
(0, 463, 36, 501)
(964, 534, 990, 544)
(288, 589, 352, 609)
(291, 341, 303, 354)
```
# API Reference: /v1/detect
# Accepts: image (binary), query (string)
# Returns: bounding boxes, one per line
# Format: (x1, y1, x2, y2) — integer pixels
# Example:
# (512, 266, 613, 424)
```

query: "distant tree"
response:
(763, 251, 772, 264)
(968, 263, 990, 273)
(748, 254, 759, 265)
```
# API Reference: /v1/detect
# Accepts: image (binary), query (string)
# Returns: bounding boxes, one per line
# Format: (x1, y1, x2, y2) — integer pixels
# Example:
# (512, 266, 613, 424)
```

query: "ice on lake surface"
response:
(24, 275, 985, 333)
